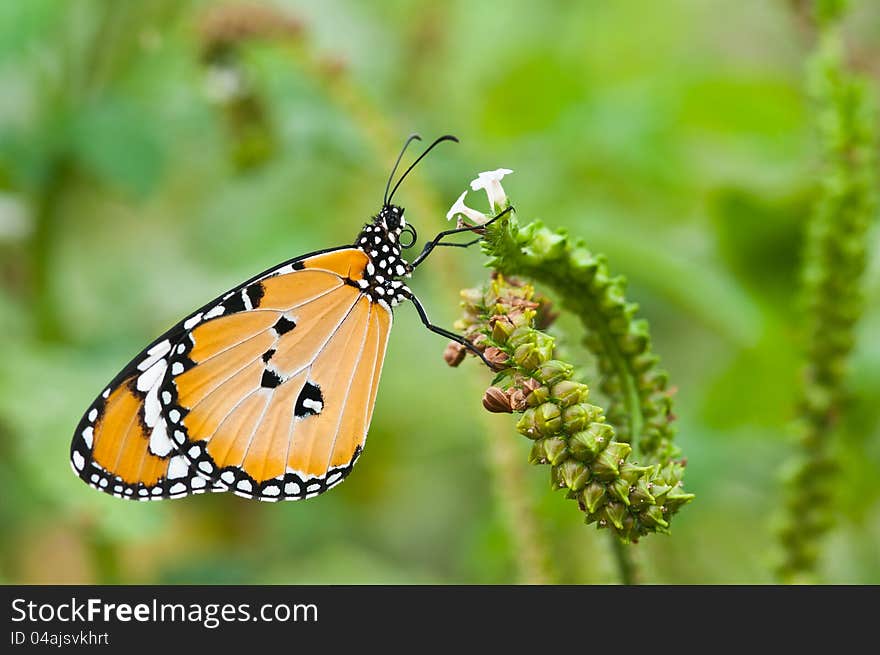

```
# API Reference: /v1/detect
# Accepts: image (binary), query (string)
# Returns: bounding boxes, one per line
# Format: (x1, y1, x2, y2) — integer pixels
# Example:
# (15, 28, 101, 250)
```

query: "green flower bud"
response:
(610, 477, 632, 506)
(541, 436, 568, 466)
(603, 502, 627, 530)
(579, 481, 606, 514)
(663, 487, 695, 512)
(558, 460, 589, 491)
(562, 404, 593, 433)
(639, 504, 669, 529)
(551, 380, 588, 408)
(526, 385, 550, 407)
(628, 478, 656, 510)
(533, 402, 563, 436)
(507, 326, 534, 349)
(568, 423, 613, 462)
(648, 482, 672, 505)
(528, 440, 548, 465)
(592, 441, 631, 481)
(515, 409, 540, 439)
(536, 360, 573, 385)
(618, 461, 654, 485)
(491, 317, 515, 344)
(513, 343, 542, 371)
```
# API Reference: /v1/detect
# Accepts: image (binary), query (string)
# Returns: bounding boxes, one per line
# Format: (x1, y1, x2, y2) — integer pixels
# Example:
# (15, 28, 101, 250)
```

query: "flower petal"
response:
(470, 168, 513, 211)
(446, 191, 488, 224)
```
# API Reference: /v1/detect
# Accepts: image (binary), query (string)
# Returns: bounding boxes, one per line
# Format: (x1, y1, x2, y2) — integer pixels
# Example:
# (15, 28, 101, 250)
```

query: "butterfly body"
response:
(71, 204, 416, 502)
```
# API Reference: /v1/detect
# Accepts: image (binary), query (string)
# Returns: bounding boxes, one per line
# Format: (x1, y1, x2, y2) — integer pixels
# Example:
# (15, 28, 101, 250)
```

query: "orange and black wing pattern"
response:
(71, 246, 393, 502)
(69, 332, 226, 500)
(161, 248, 392, 501)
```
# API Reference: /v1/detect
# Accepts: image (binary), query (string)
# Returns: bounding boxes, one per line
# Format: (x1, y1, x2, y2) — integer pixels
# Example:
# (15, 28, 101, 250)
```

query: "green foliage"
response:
(0, 0, 878, 584)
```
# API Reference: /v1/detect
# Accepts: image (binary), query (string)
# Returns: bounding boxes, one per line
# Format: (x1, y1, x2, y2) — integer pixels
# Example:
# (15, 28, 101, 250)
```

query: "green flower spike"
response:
(450, 275, 693, 543)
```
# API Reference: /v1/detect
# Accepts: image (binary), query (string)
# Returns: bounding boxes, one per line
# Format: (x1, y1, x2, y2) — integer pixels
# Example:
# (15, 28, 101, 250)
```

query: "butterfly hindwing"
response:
(159, 248, 392, 501)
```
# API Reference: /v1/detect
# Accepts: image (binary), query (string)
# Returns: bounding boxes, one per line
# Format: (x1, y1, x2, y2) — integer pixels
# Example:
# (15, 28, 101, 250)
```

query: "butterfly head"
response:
(374, 204, 417, 249)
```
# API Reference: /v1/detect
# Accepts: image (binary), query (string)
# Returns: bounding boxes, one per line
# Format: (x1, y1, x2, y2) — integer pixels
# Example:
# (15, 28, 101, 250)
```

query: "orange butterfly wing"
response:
(70, 335, 224, 500)
(159, 248, 392, 501)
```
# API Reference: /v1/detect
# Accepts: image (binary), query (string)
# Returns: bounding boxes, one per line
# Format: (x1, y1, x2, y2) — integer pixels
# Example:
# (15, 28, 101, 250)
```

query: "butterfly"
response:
(70, 135, 507, 502)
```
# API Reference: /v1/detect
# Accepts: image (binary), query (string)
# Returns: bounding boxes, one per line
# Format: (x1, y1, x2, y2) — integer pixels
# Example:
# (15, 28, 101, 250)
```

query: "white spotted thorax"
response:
(447, 168, 513, 225)
(354, 204, 413, 311)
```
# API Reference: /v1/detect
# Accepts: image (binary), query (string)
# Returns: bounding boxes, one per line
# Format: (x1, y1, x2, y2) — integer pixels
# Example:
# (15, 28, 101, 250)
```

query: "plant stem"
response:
(609, 534, 639, 585)
(484, 415, 553, 584)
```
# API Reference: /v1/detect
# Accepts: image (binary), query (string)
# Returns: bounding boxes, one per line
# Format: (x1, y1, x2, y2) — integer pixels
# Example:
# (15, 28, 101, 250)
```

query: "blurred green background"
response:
(1, 0, 878, 584)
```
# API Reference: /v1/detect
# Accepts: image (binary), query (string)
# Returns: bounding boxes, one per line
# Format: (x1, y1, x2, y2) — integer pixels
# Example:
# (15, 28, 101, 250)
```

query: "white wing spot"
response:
(82, 426, 94, 449)
(204, 305, 225, 320)
(183, 313, 203, 330)
(136, 359, 167, 393)
(167, 455, 189, 479)
(303, 398, 323, 413)
(148, 420, 174, 457)
(72, 451, 85, 471)
(284, 481, 301, 496)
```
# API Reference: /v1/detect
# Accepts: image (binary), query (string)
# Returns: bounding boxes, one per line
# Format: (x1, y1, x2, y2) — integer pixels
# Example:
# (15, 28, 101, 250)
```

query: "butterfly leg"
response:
(406, 292, 496, 369)
(410, 206, 514, 269)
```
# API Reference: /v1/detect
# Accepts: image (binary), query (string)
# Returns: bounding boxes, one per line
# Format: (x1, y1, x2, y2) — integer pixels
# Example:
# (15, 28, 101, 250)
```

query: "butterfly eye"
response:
(400, 224, 417, 249)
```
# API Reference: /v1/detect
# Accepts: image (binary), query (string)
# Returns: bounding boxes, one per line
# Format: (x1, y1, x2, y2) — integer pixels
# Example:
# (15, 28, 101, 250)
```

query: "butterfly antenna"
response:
(387, 134, 459, 204)
(384, 134, 422, 206)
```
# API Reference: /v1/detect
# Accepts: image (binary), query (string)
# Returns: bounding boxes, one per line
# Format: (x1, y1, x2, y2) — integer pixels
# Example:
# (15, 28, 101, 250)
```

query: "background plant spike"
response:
(776, 0, 879, 583)
(450, 275, 693, 544)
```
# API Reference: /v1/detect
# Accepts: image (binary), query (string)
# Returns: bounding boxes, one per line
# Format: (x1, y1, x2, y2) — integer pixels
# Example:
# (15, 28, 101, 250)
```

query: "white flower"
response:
(446, 191, 488, 225)
(470, 168, 513, 212)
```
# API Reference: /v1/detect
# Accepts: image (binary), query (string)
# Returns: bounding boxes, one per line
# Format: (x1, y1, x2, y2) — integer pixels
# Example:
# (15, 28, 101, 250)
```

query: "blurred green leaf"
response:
(68, 97, 165, 197)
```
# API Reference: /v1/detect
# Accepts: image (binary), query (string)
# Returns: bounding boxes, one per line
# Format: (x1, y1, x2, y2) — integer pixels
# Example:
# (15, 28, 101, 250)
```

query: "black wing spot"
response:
(273, 315, 297, 335)
(224, 292, 246, 314)
(295, 382, 323, 418)
(245, 282, 264, 308)
(261, 348, 276, 363)
(261, 369, 283, 389)
(292, 261, 305, 270)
